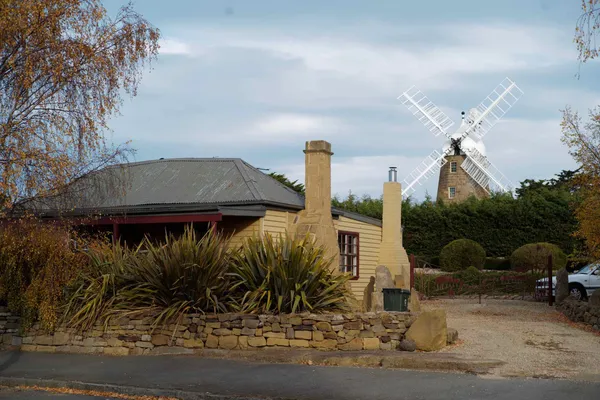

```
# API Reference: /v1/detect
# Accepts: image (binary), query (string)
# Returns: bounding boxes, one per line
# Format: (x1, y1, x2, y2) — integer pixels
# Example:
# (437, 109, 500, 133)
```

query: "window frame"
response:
(338, 231, 360, 280)
(448, 187, 456, 199)
(450, 161, 457, 173)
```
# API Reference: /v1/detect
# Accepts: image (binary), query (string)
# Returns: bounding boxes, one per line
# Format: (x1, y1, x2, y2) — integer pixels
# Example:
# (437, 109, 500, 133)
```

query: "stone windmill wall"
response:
(436, 155, 489, 204)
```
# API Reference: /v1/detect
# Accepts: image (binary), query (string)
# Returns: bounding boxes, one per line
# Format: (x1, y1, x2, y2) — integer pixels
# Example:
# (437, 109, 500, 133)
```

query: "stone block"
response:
(363, 337, 380, 350)
(346, 330, 360, 339)
(243, 319, 260, 329)
(264, 332, 286, 339)
(36, 346, 57, 353)
(271, 322, 282, 332)
(339, 338, 363, 351)
(295, 331, 312, 340)
(379, 342, 393, 350)
(135, 341, 154, 349)
(315, 322, 332, 332)
(359, 330, 374, 338)
(107, 337, 124, 347)
(22, 336, 34, 344)
(52, 332, 71, 346)
(212, 328, 231, 336)
(219, 335, 238, 350)
(289, 339, 310, 348)
(103, 347, 129, 356)
(399, 339, 416, 352)
(238, 336, 248, 349)
(34, 336, 54, 346)
(20, 344, 37, 352)
(343, 321, 362, 330)
(141, 334, 152, 341)
(183, 331, 191, 339)
(183, 338, 204, 348)
(286, 328, 295, 339)
(266, 337, 289, 347)
(248, 336, 267, 347)
(256, 328, 263, 336)
(312, 331, 324, 342)
(310, 339, 337, 350)
(289, 316, 303, 325)
(205, 335, 219, 349)
(241, 327, 256, 336)
(405, 309, 447, 352)
(206, 322, 221, 329)
(83, 337, 107, 347)
(150, 335, 170, 346)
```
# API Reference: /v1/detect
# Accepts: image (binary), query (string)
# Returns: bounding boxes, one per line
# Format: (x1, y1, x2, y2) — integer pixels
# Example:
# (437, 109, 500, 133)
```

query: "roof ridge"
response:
(233, 159, 264, 201)
(108, 157, 244, 168)
(241, 160, 305, 201)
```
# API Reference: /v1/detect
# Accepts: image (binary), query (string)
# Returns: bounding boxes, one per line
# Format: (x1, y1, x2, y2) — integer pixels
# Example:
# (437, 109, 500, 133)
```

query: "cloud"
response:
(158, 38, 193, 56)
(109, 18, 588, 202)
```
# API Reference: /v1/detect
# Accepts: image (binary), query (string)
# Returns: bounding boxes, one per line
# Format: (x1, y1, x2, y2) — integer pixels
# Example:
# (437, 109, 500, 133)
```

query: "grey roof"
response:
(30, 157, 381, 227)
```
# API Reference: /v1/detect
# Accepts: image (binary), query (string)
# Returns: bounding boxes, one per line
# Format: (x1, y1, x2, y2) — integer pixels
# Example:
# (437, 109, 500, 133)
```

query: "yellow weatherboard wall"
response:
(334, 216, 382, 299)
(262, 210, 290, 236)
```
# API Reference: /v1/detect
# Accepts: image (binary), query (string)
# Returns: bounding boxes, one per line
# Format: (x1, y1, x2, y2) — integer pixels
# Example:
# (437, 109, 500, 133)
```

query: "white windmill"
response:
(398, 77, 523, 201)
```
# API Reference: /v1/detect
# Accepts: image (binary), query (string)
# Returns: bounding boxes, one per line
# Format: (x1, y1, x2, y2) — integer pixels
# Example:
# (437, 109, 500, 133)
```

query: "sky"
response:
(102, 0, 599, 201)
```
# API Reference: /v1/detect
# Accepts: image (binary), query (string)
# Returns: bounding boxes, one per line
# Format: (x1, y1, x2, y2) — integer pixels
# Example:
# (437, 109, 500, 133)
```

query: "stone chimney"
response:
(292, 140, 340, 271)
(378, 167, 411, 288)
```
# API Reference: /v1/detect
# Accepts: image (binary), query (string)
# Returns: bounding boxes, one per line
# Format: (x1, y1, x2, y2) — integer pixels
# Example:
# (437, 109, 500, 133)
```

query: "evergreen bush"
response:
(439, 239, 486, 272)
(510, 243, 567, 273)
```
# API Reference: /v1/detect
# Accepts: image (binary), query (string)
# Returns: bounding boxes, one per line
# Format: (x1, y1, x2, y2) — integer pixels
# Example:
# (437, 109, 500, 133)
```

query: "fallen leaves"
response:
(0, 385, 180, 400)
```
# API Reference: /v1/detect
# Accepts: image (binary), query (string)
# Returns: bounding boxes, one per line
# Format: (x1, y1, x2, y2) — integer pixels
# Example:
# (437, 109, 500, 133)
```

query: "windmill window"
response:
(449, 187, 456, 199)
(450, 161, 457, 173)
(338, 231, 359, 279)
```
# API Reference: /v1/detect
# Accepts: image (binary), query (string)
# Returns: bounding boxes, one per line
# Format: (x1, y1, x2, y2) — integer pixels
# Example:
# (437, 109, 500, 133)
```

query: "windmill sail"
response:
(402, 150, 448, 198)
(461, 77, 524, 140)
(461, 148, 514, 194)
(399, 86, 454, 138)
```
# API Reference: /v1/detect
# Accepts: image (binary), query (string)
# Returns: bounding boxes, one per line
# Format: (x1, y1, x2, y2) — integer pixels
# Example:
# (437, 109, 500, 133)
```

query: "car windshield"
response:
(575, 264, 599, 274)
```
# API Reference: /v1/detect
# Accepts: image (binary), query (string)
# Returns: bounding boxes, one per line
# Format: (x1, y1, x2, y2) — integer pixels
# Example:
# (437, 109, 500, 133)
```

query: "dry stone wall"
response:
(0, 306, 20, 345)
(557, 299, 600, 331)
(9, 311, 414, 355)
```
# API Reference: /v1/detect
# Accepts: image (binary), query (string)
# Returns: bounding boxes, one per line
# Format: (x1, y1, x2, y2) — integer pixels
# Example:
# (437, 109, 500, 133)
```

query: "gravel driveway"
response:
(422, 298, 600, 380)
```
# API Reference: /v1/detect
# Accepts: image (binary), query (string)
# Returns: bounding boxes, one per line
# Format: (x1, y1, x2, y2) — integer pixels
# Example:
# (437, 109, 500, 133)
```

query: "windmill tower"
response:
(397, 77, 524, 203)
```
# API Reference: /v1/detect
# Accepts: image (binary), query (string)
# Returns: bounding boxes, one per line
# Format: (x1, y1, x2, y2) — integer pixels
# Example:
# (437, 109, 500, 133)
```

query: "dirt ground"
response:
(422, 298, 600, 380)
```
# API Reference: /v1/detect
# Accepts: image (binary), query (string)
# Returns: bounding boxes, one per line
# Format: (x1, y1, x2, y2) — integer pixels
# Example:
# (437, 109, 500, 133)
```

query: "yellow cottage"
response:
(32, 140, 410, 301)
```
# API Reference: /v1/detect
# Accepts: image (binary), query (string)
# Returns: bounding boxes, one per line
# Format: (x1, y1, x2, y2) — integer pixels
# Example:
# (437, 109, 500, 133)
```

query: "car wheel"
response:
(568, 283, 587, 301)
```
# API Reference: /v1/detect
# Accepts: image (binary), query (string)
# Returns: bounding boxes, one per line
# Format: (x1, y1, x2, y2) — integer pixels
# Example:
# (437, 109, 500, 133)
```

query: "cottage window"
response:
(338, 231, 359, 279)
(450, 161, 457, 173)
(449, 187, 456, 199)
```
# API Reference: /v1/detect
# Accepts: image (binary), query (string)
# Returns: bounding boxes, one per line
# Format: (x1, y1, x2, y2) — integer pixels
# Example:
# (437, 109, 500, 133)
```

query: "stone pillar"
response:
(378, 168, 411, 289)
(293, 140, 340, 271)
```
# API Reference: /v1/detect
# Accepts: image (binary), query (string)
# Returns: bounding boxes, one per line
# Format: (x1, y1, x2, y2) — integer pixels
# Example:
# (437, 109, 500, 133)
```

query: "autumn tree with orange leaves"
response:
(0, 0, 160, 215)
(559, 1, 600, 257)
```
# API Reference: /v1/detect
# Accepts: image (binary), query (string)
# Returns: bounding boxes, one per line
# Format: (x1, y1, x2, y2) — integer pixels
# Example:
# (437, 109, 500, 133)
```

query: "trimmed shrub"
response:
(484, 257, 512, 271)
(510, 242, 567, 273)
(230, 233, 352, 314)
(439, 239, 486, 272)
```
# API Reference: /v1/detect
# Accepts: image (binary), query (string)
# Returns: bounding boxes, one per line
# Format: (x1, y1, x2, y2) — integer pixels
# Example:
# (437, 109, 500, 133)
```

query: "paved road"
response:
(1, 351, 599, 400)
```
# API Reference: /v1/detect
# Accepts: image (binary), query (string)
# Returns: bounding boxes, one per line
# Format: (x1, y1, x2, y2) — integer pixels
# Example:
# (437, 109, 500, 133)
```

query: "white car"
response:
(535, 263, 600, 301)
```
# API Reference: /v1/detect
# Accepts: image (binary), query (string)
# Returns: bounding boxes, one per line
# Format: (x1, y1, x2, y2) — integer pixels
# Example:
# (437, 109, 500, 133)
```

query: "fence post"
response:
(410, 254, 415, 289)
(548, 254, 553, 307)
